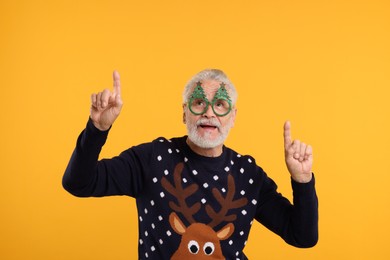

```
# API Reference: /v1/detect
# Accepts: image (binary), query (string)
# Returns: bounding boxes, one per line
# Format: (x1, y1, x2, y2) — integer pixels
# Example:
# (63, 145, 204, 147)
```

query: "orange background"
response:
(1, 0, 389, 259)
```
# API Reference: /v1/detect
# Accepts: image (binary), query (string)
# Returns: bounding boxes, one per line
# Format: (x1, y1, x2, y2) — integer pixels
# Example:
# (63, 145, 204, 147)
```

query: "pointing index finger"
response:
(113, 70, 121, 95)
(284, 120, 292, 149)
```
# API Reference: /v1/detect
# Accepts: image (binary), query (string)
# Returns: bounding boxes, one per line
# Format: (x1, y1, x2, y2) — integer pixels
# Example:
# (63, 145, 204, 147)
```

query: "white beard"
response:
(186, 117, 233, 149)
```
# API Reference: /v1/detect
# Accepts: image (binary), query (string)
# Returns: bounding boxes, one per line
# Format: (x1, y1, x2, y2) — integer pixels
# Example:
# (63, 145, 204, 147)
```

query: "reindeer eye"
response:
(203, 242, 215, 255)
(188, 240, 199, 254)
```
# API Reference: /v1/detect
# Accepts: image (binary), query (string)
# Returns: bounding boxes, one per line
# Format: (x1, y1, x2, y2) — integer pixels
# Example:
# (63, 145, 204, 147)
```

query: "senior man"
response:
(63, 69, 318, 259)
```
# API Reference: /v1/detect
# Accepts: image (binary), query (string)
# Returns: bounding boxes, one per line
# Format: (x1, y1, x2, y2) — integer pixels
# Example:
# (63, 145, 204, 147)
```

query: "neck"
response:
(186, 137, 223, 157)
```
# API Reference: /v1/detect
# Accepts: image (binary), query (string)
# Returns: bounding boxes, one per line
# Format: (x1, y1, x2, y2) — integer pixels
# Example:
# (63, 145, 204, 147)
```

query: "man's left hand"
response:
(283, 121, 313, 183)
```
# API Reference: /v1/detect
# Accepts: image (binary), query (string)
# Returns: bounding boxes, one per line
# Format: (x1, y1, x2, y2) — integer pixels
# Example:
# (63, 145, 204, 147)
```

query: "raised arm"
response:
(63, 71, 132, 197)
(255, 122, 318, 247)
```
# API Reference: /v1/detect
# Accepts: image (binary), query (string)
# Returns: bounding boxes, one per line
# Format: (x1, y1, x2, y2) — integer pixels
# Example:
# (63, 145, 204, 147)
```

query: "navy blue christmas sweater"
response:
(63, 119, 318, 259)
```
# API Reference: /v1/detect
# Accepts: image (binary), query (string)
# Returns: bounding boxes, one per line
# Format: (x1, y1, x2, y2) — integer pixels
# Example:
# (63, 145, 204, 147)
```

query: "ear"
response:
(182, 104, 187, 124)
(169, 212, 187, 235)
(230, 108, 237, 127)
(216, 223, 234, 240)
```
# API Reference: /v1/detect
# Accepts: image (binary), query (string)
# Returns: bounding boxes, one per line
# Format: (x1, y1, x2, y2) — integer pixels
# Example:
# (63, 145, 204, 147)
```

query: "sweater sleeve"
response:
(255, 170, 318, 248)
(62, 119, 150, 198)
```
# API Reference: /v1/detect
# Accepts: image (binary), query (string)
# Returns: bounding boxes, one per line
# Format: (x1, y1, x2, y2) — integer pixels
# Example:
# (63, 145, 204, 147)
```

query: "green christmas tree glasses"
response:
(188, 81, 232, 117)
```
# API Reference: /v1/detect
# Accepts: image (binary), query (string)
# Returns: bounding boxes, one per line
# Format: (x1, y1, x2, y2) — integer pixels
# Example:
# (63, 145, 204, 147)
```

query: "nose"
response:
(202, 103, 216, 118)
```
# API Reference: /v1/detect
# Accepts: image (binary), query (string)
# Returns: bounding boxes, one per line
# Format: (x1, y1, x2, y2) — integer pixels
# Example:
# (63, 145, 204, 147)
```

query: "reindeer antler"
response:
(161, 163, 201, 224)
(206, 174, 248, 228)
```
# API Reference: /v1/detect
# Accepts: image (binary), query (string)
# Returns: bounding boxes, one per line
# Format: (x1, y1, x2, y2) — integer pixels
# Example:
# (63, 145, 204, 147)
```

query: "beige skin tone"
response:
(90, 70, 123, 131)
(183, 79, 237, 158)
(90, 71, 313, 183)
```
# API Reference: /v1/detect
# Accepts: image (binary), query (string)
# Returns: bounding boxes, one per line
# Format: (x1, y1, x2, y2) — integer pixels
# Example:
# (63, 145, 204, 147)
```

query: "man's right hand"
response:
(90, 70, 123, 131)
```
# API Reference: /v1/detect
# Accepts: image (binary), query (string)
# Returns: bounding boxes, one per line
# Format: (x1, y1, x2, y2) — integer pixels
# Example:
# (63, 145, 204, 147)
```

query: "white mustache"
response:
(196, 118, 221, 128)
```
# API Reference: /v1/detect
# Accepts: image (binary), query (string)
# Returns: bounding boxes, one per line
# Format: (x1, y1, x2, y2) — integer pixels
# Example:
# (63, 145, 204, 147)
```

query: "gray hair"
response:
(182, 69, 238, 105)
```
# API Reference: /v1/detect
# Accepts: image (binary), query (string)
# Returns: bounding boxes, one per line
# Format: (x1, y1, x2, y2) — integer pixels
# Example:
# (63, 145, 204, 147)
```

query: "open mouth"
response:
(199, 124, 218, 131)
(195, 119, 220, 132)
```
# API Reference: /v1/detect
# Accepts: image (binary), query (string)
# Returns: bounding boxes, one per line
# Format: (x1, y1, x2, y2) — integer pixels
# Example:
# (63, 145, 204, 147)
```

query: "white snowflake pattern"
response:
(141, 146, 259, 258)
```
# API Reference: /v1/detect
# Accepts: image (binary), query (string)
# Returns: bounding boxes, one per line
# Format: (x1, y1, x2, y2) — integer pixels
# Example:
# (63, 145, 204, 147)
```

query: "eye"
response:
(203, 242, 215, 255)
(188, 240, 199, 254)
(214, 99, 229, 108)
(196, 100, 205, 106)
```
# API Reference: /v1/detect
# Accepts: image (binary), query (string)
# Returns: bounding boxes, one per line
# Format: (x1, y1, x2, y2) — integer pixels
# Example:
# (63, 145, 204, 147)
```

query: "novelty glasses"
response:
(188, 82, 232, 117)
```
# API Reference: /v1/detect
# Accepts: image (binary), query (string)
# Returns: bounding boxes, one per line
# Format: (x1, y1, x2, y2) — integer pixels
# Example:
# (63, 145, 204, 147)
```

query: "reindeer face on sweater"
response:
(169, 212, 234, 259)
(161, 163, 247, 260)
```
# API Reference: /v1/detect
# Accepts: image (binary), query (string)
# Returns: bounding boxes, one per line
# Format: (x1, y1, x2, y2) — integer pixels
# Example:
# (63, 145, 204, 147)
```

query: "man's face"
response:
(184, 79, 236, 149)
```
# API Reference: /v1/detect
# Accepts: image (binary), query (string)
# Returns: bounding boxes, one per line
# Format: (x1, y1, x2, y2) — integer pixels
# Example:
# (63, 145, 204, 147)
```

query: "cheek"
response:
(221, 117, 234, 128)
(185, 111, 198, 124)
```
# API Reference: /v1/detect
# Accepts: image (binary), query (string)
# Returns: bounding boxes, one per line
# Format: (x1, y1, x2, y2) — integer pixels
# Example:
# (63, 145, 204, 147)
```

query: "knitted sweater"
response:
(63, 119, 318, 259)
